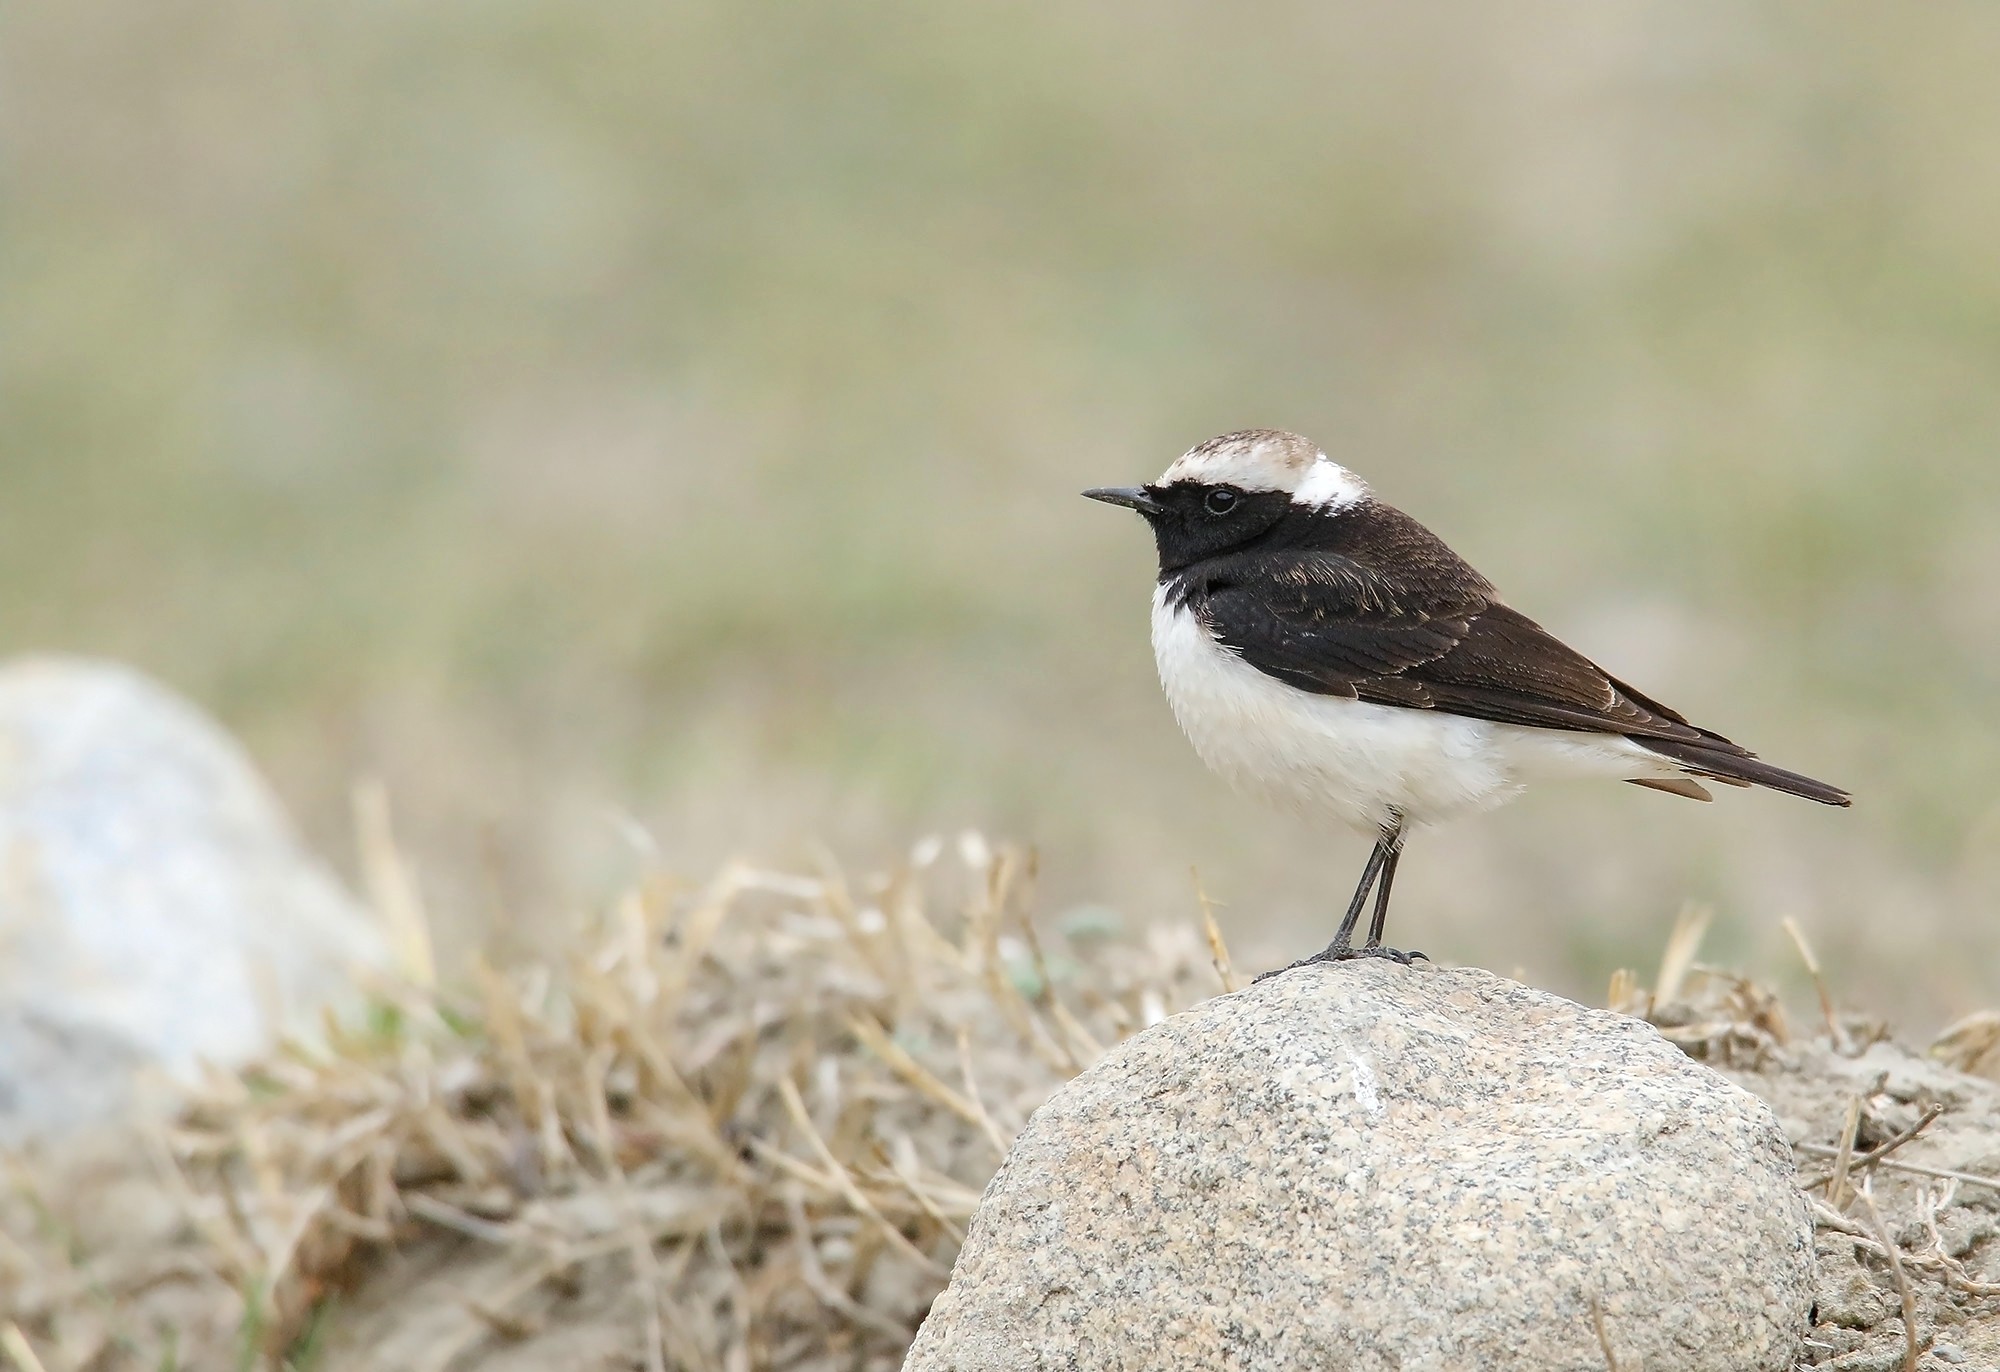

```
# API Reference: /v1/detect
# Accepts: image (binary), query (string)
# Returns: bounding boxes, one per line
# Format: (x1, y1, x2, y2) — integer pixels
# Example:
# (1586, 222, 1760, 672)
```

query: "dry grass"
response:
(8, 838, 2000, 1370)
(0, 836, 1224, 1371)
(1617, 919, 2000, 1370)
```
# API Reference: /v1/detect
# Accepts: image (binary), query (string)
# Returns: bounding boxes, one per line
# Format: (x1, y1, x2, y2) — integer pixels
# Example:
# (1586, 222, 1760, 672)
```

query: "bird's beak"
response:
(1082, 486, 1163, 516)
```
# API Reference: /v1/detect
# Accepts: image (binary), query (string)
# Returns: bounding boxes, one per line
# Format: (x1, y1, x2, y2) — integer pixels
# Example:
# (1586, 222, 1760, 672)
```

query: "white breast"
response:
(1149, 588, 1674, 834)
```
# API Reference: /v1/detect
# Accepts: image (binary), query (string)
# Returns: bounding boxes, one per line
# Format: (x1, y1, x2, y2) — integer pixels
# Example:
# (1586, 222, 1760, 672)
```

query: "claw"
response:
(1254, 940, 1429, 981)
(1354, 944, 1427, 966)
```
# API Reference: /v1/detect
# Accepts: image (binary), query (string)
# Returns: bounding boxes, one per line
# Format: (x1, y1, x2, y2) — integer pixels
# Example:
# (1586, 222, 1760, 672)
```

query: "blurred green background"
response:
(5, 2, 1997, 1022)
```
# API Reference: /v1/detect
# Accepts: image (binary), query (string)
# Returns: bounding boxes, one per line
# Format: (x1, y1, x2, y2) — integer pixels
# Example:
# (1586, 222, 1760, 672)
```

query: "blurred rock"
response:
(0, 656, 388, 1144)
(905, 960, 1812, 1372)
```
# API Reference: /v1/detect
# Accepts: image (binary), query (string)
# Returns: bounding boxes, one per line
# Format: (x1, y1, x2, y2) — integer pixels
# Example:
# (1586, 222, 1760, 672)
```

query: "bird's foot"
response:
(1353, 943, 1428, 966)
(1254, 941, 1429, 982)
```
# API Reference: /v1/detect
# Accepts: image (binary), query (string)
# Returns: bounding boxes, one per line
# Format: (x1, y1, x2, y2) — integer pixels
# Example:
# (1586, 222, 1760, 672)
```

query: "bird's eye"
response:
(1204, 488, 1239, 515)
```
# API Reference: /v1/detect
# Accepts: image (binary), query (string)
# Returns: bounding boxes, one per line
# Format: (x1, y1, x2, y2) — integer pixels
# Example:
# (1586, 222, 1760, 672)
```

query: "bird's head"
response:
(1083, 429, 1368, 570)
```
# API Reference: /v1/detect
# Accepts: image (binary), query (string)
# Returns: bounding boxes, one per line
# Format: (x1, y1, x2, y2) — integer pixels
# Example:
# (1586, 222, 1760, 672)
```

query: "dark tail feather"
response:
(1636, 737, 1852, 808)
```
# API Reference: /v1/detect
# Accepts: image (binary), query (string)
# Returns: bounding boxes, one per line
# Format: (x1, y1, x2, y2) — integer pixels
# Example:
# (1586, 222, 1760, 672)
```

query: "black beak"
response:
(1082, 486, 1164, 516)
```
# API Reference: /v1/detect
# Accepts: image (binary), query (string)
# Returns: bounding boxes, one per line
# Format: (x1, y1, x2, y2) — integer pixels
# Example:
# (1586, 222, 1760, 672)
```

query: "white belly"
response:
(1150, 589, 1677, 833)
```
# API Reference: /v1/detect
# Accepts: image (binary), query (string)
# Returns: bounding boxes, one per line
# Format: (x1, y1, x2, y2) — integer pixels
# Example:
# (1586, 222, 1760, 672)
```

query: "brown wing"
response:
(1196, 549, 1719, 745)
(1193, 548, 1850, 805)
(1378, 601, 1721, 745)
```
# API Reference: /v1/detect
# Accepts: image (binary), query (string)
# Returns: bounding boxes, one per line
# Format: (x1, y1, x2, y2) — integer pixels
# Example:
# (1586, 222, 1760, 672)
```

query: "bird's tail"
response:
(1636, 737, 1851, 808)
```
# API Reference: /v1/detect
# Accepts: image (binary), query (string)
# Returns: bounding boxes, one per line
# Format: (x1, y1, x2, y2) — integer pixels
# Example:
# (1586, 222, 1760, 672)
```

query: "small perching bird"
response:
(1085, 429, 1849, 969)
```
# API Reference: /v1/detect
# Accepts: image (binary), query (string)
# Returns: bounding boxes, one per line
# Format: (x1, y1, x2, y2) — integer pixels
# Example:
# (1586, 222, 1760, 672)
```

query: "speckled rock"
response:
(904, 960, 1812, 1372)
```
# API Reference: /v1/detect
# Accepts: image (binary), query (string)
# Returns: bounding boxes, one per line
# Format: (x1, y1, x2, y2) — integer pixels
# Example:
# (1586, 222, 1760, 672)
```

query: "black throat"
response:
(1150, 490, 1490, 617)
(1145, 488, 1296, 568)
(1149, 489, 1363, 595)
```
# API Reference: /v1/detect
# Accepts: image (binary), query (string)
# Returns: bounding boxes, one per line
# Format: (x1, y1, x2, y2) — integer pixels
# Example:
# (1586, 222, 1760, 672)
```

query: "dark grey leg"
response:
(1326, 835, 1394, 954)
(1256, 818, 1426, 980)
(1363, 825, 1405, 948)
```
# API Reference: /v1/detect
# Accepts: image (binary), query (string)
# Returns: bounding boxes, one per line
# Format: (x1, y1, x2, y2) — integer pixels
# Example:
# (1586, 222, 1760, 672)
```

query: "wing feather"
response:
(1174, 506, 1849, 807)
(1193, 551, 1726, 747)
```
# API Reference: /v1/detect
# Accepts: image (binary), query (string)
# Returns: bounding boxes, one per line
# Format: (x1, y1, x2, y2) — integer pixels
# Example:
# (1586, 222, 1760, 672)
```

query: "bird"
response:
(1084, 428, 1850, 969)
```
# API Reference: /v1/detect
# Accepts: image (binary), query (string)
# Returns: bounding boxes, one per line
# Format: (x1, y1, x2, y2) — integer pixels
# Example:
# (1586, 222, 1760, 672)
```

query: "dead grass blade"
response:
(1858, 1183, 1921, 1372)
(845, 1015, 984, 1135)
(354, 779, 436, 989)
(781, 1187, 909, 1342)
(1652, 903, 1711, 1009)
(776, 1078, 945, 1280)
(1782, 916, 1848, 1053)
(1194, 870, 1240, 995)
(1587, 1294, 1621, 1372)
(1796, 1145, 2000, 1196)
(1828, 1094, 1865, 1210)
(1, 1323, 51, 1372)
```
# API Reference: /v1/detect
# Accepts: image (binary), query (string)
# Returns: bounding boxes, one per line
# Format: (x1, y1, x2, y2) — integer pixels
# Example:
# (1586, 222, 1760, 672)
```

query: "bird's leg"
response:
(1351, 817, 1424, 963)
(1363, 821, 1405, 948)
(1255, 832, 1395, 981)
(1258, 818, 1425, 980)
(1352, 824, 1432, 964)
(1326, 836, 1392, 956)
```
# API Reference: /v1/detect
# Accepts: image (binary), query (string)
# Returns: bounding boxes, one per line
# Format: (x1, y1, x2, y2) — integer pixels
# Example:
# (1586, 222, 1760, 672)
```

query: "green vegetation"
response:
(4, 4, 1998, 1017)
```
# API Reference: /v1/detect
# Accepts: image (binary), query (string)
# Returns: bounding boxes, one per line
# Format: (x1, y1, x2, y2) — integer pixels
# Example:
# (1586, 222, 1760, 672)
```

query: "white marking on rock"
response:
(1350, 1052, 1384, 1118)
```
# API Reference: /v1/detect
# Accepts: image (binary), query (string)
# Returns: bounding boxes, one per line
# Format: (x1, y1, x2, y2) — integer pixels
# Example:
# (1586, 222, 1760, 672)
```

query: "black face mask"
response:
(1136, 483, 1297, 572)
